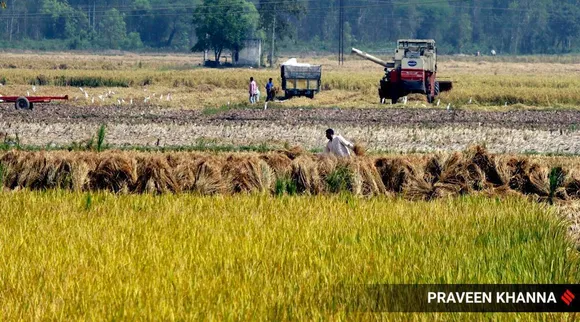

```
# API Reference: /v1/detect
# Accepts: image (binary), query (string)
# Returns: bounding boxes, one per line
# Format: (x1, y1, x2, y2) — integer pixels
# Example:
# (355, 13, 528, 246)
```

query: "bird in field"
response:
(1, 2, 7, 9)
(32, 86, 36, 92)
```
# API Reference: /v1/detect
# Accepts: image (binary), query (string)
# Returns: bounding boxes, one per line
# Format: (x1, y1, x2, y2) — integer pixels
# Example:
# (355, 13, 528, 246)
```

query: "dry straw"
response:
(1, 146, 580, 201)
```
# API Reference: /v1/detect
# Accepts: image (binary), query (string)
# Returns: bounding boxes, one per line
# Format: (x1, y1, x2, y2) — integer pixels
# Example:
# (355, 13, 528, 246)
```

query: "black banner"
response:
(333, 284, 580, 312)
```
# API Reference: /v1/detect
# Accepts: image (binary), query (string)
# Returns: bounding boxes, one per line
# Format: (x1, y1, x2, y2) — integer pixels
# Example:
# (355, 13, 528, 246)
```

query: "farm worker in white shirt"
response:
(324, 128, 354, 157)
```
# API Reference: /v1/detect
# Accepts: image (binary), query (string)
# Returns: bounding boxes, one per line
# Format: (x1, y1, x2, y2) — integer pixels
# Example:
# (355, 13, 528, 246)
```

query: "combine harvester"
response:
(352, 39, 452, 104)
(0, 95, 68, 110)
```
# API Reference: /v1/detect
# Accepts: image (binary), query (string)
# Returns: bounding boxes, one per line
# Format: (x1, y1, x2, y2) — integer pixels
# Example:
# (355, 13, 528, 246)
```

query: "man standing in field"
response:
(324, 128, 354, 157)
(249, 77, 258, 104)
(265, 78, 275, 102)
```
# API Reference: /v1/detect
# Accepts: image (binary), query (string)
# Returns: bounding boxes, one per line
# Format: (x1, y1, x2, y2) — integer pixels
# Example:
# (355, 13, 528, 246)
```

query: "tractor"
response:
(352, 39, 452, 104)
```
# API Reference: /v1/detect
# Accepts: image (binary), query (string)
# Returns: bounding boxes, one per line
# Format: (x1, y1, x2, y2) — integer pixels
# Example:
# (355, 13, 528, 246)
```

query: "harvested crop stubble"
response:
(1, 146, 580, 200)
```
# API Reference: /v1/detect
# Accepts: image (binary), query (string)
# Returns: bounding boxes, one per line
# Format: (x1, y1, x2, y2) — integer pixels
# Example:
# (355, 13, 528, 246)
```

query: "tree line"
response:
(0, 0, 579, 55)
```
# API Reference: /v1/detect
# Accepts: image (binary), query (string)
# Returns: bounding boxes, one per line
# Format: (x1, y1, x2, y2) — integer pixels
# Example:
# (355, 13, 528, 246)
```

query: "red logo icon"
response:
(562, 290, 575, 306)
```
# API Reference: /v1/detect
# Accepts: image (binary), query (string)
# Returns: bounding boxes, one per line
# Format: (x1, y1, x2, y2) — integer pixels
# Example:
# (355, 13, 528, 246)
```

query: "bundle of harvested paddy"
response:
(565, 169, 580, 199)
(350, 157, 386, 196)
(402, 174, 433, 201)
(316, 154, 339, 179)
(424, 155, 443, 185)
(90, 153, 137, 193)
(375, 156, 431, 199)
(192, 158, 225, 194)
(509, 160, 550, 197)
(1, 146, 579, 201)
(0, 150, 26, 188)
(375, 157, 419, 193)
(468, 146, 510, 186)
(42, 153, 75, 190)
(435, 152, 485, 195)
(134, 155, 179, 194)
(260, 153, 292, 178)
(291, 156, 322, 194)
(15, 152, 49, 189)
(173, 159, 200, 191)
(71, 158, 92, 191)
(222, 155, 273, 193)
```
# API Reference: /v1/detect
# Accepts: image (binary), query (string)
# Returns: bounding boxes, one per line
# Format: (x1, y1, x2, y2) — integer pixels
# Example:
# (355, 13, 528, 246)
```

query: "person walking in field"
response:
(249, 77, 258, 104)
(324, 128, 354, 157)
(265, 78, 275, 102)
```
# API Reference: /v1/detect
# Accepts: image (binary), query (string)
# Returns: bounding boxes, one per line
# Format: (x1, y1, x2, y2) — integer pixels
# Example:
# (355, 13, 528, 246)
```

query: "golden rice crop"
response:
(0, 191, 577, 320)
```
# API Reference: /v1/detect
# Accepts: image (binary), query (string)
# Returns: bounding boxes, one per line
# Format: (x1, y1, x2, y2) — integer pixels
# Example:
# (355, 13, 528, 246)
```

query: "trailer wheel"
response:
(15, 96, 31, 110)
(434, 82, 440, 96)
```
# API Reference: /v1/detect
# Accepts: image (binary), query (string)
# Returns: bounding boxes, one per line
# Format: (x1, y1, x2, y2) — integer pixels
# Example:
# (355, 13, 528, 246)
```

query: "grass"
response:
(0, 191, 577, 320)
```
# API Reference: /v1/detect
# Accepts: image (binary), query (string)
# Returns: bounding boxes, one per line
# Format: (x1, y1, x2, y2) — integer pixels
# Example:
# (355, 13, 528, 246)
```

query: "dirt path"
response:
(1, 104, 580, 153)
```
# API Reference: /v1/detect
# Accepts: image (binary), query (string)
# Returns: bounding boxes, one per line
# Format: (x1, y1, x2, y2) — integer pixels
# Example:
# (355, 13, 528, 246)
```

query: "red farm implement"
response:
(0, 95, 69, 110)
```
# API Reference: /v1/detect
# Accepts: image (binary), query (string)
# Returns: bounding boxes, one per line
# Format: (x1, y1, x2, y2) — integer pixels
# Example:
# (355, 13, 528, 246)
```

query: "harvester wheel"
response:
(391, 96, 399, 104)
(427, 94, 434, 104)
(15, 96, 31, 110)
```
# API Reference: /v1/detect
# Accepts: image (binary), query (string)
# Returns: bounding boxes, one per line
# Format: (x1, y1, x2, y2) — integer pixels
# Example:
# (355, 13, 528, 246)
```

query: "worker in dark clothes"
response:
(265, 78, 275, 102)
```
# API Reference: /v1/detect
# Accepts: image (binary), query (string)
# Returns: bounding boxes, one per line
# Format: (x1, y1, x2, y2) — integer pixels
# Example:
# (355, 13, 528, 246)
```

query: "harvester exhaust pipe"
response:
(351, 48, 394, 68)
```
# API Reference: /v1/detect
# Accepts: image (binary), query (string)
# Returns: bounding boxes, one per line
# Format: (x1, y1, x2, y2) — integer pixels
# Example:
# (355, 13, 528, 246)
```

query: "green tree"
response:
(450, 12, 472, 53)
(41, 0, 88, 39)
(191, 0, 259, 62)
(258, 0, 304, 65)
(549, 2, 580, 52)
(98, 8, 127, 49)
